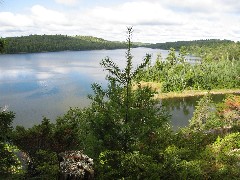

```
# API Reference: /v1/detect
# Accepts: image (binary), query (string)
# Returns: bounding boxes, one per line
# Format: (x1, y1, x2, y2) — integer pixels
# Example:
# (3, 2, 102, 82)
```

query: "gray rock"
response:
(58, 150, 94, 180)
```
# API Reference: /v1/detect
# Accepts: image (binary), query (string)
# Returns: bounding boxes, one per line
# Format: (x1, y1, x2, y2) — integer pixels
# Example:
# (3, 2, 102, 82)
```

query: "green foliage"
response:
(0, 109, 23, 177)
(166, 47, 177, 65)
(53, 108, 93, 153)
(11, 118, 58, 177)
(162, 131, 240, 180)
(12, 108, 93, 155)
(174, 129, 217, 157)
(88, 27, 169, 153)
(146, 39, 234, 51)
(0, 109, 15, 142)
(203, 133, 240, 179)
(97, 150, 162, 179)
(216, 95, 240, 127)
(0, 38, 5, 53)
(12, 108, 96, 177)
(136, 43, 240, 92)
(161, 145, 205, 179)
(193, 59, 240, 90)
(188, 42, 240, 62)
(86, 27, 171, 178)
(0, 143, 23, 176)
(3, 30, 240, 179)
(12, 118, 54, 156)
(188, 94, 240, 132)
(189, 94, 217, 131)
(33, 150, 59, 179)
(2, 34, 127, 54)
(168, 95, 240, 179)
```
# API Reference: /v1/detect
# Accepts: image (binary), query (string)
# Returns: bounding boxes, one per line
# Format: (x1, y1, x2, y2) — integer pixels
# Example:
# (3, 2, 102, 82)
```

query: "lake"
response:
(0, 48, 218, 129)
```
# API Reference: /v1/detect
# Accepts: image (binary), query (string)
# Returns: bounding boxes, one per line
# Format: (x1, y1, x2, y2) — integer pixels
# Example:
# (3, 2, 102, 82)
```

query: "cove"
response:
(161, 94, 228, 131)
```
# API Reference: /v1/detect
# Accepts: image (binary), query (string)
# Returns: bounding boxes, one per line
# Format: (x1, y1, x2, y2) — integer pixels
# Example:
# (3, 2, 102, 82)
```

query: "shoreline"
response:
(155, 89, 240, 99)
(0, 48, 127, 55)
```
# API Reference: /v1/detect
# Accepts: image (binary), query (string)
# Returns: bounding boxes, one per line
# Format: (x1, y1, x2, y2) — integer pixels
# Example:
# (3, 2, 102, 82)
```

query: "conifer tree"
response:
(88, 27, 169, 152)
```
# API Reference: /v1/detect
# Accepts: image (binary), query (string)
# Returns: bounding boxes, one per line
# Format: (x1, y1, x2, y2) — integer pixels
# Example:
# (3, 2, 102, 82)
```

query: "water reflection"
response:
(162, 94, 227, 130)
(0, 82, 39, 94)
(0, 48, 201, 128)
(28, 87, 59, 99)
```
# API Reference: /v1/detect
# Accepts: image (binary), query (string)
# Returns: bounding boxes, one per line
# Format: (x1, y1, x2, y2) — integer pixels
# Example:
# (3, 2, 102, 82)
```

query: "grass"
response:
(156, 89, 240, 99)
(133, 81, 240, 99)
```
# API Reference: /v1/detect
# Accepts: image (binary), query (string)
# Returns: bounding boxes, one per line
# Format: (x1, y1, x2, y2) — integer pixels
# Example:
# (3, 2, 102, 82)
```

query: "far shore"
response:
(155, 89, 240, 99)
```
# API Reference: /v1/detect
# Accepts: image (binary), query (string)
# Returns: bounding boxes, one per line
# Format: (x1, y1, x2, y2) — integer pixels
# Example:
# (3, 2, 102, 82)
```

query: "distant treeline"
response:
(1, 35, 128, 54)
(145, 39, 235, 50)
(1, 35, 238, 54)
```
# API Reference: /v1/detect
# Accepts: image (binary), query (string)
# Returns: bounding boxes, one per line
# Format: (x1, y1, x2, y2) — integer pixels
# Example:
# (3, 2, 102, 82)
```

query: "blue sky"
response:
(0, 0, 240, 43)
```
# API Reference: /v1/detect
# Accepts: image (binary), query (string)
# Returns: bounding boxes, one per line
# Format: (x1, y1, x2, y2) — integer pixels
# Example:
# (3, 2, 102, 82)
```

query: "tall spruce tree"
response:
(88, 27, 169, 152)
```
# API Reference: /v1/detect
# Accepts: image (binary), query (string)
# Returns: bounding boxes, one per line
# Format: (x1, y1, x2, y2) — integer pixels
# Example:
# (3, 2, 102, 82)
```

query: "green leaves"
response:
(0, 109, 15, 143)
(203, 133, 240, 178)
(100, 57, 124, 83)
(0, 143, 23, 176)
(137, 44, 240, 92)
(89, 27, 169, 153)
(2, 35, 127, 54)
(0, 38, 5, 53)
(97, 150, 162, 179)
(166, 47, 177, 66)
(0, 109, 22, 176)
(189, 94, 215, 131)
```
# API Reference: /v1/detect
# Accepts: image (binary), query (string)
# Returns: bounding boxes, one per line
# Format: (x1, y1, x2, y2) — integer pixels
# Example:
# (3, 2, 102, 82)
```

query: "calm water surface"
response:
(0, 48, 215, 129)
(162, 95, 226, 130)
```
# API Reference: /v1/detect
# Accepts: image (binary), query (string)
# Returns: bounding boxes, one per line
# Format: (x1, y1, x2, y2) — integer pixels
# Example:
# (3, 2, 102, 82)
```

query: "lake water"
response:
(0, 48, 218, 129)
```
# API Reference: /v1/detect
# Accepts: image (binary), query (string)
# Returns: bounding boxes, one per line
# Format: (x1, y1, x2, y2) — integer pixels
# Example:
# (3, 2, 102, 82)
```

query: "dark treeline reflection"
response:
(161, 94, 228, 130)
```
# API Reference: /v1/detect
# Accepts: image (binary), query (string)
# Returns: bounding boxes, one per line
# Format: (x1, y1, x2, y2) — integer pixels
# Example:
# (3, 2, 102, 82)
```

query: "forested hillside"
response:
(145, 39, 234, 50)
(1, 35, 237, 54)
(1, 35, 127, 54)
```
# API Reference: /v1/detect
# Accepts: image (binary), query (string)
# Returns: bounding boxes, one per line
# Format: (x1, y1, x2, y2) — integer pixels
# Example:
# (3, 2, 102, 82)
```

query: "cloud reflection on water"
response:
(0, 48, 193, 128)
(0, 50, 116, 127)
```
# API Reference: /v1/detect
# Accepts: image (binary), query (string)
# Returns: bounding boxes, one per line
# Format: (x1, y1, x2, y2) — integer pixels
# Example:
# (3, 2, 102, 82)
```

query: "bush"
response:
(97, 150, 162, 179)
(203, 133, 240, 179)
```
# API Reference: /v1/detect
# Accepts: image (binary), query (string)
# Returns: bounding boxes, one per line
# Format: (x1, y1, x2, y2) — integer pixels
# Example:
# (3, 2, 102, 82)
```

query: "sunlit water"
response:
(0, 48, 212, 129)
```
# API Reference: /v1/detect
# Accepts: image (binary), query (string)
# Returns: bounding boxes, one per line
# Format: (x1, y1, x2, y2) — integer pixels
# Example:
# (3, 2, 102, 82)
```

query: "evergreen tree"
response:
(189, 94, 215, 131)
(0, 107, 21, 176)
(0, 38, 4, 53)
(88, 27, 169, 153)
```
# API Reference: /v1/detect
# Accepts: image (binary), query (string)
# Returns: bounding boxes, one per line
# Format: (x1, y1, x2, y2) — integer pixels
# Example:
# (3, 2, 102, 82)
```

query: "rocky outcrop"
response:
(58, 150, 94, 180)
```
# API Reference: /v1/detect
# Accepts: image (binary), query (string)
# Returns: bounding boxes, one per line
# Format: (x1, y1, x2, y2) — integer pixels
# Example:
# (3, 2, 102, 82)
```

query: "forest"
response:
(0, 28, 240, 179)
(145, 39, 235, 50)
(1, 35, 238, 54)
(136, 42, 240, 93)
(1, 35, 127, 54)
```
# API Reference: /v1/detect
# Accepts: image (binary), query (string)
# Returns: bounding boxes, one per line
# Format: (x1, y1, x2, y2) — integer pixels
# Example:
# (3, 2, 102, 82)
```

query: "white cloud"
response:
(54, 0, 80, 6)
(31, 5, 68, 25)
(150, 0, 240, 14)
(86, 2, 183, 26)
(0, 1, 239, 42)
(0, 12, 33, 27)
